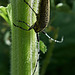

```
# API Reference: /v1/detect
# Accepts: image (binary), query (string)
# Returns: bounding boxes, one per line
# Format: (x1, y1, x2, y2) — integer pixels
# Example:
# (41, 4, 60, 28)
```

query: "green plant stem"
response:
(10, 0, 39, 75)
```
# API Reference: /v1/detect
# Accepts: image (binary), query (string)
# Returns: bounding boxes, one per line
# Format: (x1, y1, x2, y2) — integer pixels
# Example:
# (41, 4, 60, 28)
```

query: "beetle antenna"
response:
(42, 31, 63, 43)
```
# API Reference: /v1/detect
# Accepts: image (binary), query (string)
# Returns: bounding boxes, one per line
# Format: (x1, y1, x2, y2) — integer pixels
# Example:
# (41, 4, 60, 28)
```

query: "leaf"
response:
(6, 4, 12, 25)
(39, 40, 47, 54)
(0, 6, 7, 15)
(0, 4, 12, 25)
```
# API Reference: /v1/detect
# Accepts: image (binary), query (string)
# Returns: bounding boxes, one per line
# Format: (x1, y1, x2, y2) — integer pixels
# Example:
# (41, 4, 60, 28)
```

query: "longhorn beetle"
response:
(13, 0, 63, 75)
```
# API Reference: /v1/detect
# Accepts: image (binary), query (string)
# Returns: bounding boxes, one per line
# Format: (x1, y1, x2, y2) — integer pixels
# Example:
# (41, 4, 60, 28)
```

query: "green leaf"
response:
(0, 4, 11, 25)
(6, 4, 12, 25)
(0, 6, 7, 14)
(39, 40, 47, 54)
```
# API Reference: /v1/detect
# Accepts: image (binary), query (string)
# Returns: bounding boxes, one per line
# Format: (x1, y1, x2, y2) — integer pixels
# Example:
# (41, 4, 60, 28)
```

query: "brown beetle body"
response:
(29, 0, 50, 33)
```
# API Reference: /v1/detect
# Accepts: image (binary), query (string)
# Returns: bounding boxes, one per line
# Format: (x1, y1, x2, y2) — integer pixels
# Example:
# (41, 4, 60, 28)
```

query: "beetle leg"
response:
(13, 23, 31, 31)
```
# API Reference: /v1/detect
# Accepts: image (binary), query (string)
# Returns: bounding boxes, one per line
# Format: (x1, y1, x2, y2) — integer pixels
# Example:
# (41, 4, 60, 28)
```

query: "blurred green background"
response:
(0, 0, 75, 75)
